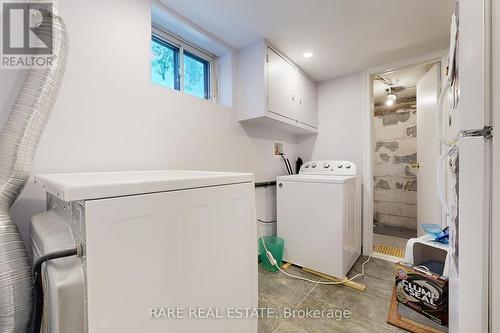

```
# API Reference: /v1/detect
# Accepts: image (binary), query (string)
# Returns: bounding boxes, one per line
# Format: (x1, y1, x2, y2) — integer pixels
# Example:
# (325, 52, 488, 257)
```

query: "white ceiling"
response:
(373, 62, 437, 104)
(158, 0, 454, 82)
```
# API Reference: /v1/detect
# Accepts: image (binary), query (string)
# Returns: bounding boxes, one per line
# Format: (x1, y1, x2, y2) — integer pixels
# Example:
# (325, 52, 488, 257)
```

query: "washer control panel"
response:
(300, 160, 356, 176)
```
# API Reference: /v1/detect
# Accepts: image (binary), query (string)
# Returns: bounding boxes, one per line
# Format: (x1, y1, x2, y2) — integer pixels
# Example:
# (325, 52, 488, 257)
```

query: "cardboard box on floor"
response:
(395, 262, 449, 327)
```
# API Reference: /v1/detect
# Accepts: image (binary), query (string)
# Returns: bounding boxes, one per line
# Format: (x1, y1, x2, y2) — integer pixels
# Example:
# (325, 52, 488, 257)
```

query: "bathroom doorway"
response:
(371, 61, 441, 259)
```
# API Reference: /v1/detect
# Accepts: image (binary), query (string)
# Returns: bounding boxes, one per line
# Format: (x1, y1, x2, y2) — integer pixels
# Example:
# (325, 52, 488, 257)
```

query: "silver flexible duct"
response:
(0, 12, 68, 333)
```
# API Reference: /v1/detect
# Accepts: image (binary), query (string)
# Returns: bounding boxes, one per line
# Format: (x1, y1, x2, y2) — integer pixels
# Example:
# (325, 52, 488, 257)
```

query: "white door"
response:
(296, 73, 318, 128)
(267, 47, 297, 120)
(416, 63, 442, 236)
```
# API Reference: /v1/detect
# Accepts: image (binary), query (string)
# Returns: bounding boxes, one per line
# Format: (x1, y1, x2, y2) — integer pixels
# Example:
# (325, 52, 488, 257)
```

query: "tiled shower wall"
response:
(373, 96, 417, 237)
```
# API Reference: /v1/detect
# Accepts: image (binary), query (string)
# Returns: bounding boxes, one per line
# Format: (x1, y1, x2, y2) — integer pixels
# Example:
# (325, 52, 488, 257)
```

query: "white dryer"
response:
(277, 160, 361, 278)
(31, 170, 257, 333)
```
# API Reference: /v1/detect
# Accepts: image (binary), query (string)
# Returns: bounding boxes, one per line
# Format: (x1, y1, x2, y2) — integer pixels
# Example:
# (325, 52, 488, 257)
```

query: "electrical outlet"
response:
(273, 142, 284, 157)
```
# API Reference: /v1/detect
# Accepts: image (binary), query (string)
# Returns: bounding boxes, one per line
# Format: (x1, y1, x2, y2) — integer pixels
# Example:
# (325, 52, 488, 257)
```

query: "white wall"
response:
(1, 0, 298, 245)
(298, 72, 364, 172)
(373, 97, 418, 233)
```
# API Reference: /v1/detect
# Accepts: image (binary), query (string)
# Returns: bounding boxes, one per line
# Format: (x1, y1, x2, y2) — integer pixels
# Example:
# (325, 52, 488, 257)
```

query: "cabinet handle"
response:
(299, 98, 302, 105)
(291, 95, 295, 101)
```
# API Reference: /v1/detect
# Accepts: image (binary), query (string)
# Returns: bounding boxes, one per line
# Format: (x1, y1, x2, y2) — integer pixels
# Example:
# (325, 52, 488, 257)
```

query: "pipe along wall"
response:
(0, 11, 68, 332)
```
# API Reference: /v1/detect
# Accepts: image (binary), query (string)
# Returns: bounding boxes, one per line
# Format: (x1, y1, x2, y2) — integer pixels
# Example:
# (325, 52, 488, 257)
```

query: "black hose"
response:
(296, 157, 303, 174)
(32, 248, 79, 333)
(258, 219, 277, 224)
(280, 154, 292, 175)
(285, 158, 293, 174)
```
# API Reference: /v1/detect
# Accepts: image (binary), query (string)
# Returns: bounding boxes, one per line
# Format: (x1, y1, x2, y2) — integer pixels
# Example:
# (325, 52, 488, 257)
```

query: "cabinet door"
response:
(85, 183, 257, 332)
(267, 47, 297, 120)
(296, 73, 318, 128)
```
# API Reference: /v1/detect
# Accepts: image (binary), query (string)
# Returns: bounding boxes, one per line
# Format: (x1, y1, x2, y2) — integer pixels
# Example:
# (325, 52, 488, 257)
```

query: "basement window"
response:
(151, 26, 215, 101)
(151, 36, 179, 90)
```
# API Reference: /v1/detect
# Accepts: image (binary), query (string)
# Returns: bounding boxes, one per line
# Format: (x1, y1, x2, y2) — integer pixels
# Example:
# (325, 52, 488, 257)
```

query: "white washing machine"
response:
(277, 160, 361, 278)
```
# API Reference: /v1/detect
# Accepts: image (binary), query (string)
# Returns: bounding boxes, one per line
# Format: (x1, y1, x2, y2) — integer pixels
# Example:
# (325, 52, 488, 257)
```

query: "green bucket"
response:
(259, 236, 284, 272)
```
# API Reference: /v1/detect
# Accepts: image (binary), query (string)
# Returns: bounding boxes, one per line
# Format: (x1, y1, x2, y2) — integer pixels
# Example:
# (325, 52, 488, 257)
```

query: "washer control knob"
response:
(338, 164, 343, 168)
(323, 162, 330, 168)
(304, 164, 309, 168)
(311, 163, 317, 168)
(346, 164, 351, 169)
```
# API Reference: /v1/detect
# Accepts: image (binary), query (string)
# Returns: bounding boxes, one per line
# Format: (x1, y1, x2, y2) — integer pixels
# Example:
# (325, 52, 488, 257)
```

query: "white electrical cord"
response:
(257, 221, 370, 285)
(437, 147, 452, 217)
(435, 79, 456, 218)
(437, 81, 451, 146)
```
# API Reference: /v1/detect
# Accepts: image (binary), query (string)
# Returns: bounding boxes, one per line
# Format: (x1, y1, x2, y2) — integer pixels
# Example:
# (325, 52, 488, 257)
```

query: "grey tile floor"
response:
(373, 224, 416, 239)
(258, 256, 409, 333)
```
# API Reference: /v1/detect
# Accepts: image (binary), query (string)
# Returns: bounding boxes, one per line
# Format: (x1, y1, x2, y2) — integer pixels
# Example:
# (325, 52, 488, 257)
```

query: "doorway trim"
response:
(361, 50, 447, 256)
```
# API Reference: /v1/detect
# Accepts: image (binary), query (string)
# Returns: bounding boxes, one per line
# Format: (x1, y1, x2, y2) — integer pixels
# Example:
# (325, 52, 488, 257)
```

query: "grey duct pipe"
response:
(0, 11, 68, 333)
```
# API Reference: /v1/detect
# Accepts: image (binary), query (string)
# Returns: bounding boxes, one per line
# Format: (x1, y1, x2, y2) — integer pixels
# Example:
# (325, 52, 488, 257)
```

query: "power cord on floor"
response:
(258, 220, 370, 285)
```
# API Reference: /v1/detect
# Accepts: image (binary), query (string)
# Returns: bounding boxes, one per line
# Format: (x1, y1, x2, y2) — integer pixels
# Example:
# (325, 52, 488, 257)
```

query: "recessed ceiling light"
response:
(303, 52, 314, 58)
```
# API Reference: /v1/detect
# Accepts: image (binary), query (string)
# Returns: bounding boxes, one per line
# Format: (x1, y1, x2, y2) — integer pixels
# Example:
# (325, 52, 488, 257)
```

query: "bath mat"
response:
(387, 288, 447, 333)
(374, 244, 405, 258)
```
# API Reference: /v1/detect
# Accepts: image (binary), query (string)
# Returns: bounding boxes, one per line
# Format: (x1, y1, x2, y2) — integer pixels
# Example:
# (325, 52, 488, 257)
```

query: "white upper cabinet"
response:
(267, 48, 298, 121)
(295, 69, 318, 128)
(238, 40, 318, 134)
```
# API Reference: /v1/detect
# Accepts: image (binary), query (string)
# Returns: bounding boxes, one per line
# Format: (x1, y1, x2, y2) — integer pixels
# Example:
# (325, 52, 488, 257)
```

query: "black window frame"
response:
(151, 35, 180, 91)
(150, 27, 216, 101)
(183, 50, 210, 100)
